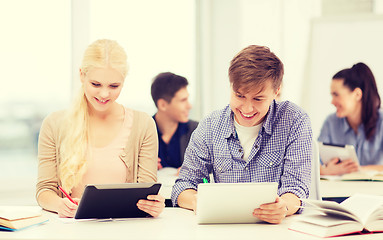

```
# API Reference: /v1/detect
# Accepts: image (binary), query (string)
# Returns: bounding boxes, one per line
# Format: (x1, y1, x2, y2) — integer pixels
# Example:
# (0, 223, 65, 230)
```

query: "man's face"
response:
(163, 87, 192, 123)
(230, 81, 279, 127)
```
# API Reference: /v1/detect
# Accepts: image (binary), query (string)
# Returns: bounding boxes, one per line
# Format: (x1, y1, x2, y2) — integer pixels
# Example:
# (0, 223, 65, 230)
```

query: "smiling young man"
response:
(171, 45, 313, 224)
(151, 72, 198, 171)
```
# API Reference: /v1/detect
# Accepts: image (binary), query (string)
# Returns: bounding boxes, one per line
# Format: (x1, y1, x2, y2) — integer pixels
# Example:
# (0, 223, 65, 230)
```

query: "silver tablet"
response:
(196, 182, 278, 224)
(75, 183, 161, 219)
(318, 142, 359, 165)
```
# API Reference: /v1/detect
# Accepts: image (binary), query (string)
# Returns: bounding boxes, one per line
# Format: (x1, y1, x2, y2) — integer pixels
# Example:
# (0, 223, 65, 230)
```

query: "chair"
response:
(309, 140, 322, 200)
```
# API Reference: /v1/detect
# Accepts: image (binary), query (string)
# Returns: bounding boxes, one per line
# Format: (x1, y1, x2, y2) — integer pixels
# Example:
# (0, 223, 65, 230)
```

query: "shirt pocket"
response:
(213, 157, 234, 183)
(255, 151, 283, 180)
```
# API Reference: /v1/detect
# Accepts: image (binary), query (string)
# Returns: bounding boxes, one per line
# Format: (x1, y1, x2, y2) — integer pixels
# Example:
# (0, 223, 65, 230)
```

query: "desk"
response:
(320, 180, 383, 198)
(1, 208, 382, 240)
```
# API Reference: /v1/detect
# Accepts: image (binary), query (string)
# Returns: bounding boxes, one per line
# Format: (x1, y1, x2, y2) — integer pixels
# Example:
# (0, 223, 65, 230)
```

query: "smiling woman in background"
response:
(318, 62, 383, 175)
(36, 39, 165, 218)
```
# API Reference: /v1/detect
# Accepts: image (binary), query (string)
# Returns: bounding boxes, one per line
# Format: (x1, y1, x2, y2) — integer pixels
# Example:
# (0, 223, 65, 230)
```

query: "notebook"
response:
(75, 183, 161, 219)
(196, 182, 278, 224)
(0, 206, 48, 231)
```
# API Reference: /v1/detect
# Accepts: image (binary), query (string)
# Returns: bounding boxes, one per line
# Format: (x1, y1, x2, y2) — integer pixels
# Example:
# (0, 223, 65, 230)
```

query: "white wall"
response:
(196, 0, 321, 118)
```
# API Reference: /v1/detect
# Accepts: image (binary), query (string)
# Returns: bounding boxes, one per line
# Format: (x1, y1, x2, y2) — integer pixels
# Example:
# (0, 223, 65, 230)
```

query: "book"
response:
(341, 171, 383, 181)
(289, 193, 383, 238)
(321, 171, 383, 182)
(0, 206, 48, 231)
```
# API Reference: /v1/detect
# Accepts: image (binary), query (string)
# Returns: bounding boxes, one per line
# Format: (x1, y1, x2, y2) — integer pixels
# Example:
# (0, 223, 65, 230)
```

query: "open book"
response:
(0, 206, 48, 231)
(341, 171, 383, 181)
(289, 194, 383, 238)
(321, 171, 383, 181)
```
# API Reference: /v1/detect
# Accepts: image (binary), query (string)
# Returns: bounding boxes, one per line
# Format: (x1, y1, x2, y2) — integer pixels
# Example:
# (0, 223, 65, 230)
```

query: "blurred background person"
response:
(318, 62, 383, 175)
(151, 72, 198, 174)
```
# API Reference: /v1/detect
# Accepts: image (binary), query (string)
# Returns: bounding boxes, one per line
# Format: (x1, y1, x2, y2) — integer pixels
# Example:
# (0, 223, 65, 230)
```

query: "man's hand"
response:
(253, 197, 288, 224)
(157, 158, 163, 170)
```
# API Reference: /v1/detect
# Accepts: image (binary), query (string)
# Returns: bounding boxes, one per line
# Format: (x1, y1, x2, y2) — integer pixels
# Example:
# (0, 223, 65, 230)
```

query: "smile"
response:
(95, 97, 109, 104)
(240, 111, 257, 119)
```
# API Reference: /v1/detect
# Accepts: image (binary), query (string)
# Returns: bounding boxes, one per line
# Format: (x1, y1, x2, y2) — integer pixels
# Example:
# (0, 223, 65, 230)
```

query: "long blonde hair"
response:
(59, 39, 128, 193)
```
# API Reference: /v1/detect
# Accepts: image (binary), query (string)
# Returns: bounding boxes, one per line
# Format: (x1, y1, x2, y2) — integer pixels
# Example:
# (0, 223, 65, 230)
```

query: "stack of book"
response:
(0, 206, 48, 231)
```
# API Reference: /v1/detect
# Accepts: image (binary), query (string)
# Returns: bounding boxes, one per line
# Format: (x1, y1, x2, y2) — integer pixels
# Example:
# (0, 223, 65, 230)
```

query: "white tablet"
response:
(75, 183, 161, 219)
(318, 142, 359, 165)
(196, 182, 278, 224)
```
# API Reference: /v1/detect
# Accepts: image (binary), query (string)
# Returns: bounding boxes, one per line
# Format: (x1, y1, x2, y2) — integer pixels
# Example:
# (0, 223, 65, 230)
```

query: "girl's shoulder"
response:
(125, 108, 155, 129)
(126, 108, 152, 122)
(41, 109, 68, 127)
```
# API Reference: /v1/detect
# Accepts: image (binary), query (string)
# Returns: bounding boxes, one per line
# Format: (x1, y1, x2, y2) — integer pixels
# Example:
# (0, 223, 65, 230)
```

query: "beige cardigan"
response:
(36, 108, 158, 199)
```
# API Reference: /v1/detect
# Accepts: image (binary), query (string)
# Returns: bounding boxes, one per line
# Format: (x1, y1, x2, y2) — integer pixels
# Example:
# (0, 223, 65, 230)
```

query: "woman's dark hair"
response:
(333, 62, 381, 140)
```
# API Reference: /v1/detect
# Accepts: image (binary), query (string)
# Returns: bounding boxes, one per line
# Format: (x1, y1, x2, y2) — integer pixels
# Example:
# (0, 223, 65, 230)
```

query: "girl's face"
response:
(81, 67, 124, 113)
(330, 79, 362, 118)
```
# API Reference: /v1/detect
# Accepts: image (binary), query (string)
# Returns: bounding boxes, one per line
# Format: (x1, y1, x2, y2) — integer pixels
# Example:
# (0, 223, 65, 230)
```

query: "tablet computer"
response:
(318, 142, 359, 165)
(196, 182, 278, 224)
(75, 183, 161, 219)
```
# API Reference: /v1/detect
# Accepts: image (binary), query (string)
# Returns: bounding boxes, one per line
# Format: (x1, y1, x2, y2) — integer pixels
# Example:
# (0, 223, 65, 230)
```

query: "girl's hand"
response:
(137, 194, 165, 218)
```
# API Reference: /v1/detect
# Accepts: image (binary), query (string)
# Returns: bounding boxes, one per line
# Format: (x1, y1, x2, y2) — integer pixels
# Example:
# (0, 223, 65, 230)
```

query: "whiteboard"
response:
(302, 15, 383, 139)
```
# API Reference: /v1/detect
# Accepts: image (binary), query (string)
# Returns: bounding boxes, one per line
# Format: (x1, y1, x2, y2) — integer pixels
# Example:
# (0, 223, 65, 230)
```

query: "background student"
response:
(36, 39, 165, 218)
(171, 45, 312, 224)
(318, 62, 383, 175)
(151, 72, 198, 173)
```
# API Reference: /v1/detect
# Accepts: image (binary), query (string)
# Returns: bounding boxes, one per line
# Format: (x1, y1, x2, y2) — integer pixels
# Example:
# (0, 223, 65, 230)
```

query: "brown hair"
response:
(229, 45, 284, 93)
(151, 72, 188, 107)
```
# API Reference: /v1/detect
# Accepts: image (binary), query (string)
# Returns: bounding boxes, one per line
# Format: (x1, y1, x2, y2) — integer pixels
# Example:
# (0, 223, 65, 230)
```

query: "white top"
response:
(234, 119, 262, 161)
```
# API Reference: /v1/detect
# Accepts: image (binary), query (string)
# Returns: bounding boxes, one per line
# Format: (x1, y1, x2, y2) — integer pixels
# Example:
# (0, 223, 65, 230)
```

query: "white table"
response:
(1, 208, 382, 240)
(320, 180, 383, 198)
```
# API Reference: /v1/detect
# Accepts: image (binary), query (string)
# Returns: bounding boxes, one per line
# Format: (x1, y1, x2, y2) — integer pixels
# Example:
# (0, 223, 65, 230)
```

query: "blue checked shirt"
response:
(171, 101, 313, 213)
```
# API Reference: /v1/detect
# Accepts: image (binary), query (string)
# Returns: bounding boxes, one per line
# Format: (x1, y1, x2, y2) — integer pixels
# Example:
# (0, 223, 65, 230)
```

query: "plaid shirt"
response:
(171, 101, 312, 212)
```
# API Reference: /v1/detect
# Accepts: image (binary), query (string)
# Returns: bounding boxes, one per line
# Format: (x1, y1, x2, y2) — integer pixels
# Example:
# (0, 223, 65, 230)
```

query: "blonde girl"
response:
(36, 39, 164, 217)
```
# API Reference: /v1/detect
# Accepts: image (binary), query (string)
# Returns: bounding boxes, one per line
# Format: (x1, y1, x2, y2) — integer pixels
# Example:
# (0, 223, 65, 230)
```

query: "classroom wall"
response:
(195, 0, 321, 118)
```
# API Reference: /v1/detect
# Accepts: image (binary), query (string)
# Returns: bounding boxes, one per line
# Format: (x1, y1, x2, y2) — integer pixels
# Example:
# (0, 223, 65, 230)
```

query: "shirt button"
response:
(269, 162, 273, 166)
(218, 167, 222, 172)
(239, 149, 243, 153)
(245, 167, 248, 170)
(255, 145, 259, 149)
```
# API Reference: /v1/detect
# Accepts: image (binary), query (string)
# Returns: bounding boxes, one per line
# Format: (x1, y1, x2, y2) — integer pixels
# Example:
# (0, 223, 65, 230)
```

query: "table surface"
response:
(1, 208, 383, 240)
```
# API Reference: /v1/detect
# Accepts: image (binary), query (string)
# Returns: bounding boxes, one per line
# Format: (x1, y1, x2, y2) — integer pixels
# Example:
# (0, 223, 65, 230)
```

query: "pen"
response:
(203, 178, 208, 183)
(58, 186, 78, 205)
